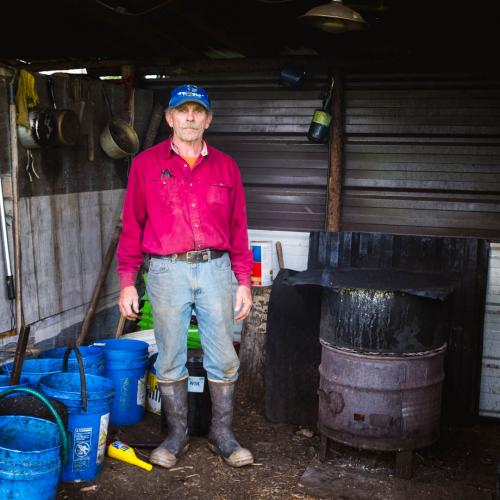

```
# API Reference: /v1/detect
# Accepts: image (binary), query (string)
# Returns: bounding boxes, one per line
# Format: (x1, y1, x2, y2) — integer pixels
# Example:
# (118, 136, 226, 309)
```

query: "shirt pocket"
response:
(207, 180, 232, 207)
(150, 178, 179, 208)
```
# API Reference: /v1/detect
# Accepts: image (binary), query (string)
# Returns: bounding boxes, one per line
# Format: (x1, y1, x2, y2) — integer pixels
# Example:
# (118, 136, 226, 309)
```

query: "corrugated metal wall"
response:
(150, 71, 500, 239)
(152, 73, 330, 231)
(342, 73, 500, 240)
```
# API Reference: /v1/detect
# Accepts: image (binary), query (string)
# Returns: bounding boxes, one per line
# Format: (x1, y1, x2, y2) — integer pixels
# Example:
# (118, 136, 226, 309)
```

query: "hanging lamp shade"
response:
(298, 0, 368, 34)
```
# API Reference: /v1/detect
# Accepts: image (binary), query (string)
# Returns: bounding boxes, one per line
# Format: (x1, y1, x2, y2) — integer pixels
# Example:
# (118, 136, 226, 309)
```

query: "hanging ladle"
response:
(99, 84, 139, 160)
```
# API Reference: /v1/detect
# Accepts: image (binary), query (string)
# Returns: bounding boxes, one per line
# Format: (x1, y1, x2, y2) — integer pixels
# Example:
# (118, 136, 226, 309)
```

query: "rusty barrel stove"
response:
(315, 269, 453, 477)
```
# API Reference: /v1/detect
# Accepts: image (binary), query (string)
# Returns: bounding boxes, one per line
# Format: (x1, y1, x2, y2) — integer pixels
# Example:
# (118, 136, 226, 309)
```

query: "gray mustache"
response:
(180, 124, 201, 130)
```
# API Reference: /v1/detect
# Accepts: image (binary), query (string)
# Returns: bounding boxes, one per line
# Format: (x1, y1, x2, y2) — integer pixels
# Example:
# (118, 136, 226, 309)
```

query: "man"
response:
(117, 84, 254, 468)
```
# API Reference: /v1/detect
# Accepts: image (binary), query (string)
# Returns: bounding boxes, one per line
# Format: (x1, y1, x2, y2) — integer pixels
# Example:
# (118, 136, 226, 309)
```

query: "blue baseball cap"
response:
(168, 84, 211, 112)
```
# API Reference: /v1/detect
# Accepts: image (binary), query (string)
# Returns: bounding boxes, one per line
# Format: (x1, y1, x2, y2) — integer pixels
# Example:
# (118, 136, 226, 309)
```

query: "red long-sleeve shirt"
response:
(117, 136, 252, 288)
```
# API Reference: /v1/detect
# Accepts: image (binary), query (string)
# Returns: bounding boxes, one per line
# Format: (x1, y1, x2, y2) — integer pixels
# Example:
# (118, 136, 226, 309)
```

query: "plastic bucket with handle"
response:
(3, 358, 63, 386)
(39, 346, 114, 482)
(0, 386, 69, 500)
(39, 346, 105, 375)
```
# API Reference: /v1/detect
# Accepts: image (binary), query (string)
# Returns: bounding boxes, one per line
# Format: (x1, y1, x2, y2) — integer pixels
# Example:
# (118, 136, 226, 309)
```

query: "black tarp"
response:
(264, 268, 322, 427)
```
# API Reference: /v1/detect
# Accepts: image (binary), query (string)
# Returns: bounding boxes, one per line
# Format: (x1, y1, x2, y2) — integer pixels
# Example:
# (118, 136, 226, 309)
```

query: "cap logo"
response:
(177, 91, 203, 98)
(167, 83, 211, 112)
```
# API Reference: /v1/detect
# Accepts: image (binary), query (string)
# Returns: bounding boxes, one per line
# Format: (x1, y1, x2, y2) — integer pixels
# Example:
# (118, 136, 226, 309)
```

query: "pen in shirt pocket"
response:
(161, 168, 175, 180)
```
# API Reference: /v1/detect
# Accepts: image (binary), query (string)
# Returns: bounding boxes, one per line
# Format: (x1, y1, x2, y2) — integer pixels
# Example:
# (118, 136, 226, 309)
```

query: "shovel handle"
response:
(10, 324, 31, 385)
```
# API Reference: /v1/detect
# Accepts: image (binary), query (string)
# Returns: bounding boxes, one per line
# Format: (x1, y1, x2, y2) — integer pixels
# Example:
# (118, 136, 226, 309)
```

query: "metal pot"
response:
(17, 109, 56, 149)
(99, 116, 139, 159)
(17, 108, 79, 149)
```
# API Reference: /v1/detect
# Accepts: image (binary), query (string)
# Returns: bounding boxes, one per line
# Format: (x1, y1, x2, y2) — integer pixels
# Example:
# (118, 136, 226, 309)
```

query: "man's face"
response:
(166, 102, 212, 144)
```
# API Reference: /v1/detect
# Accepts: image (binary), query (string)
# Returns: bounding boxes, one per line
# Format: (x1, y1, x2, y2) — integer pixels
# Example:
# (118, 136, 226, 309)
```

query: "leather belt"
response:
(149, 249, 226, 264)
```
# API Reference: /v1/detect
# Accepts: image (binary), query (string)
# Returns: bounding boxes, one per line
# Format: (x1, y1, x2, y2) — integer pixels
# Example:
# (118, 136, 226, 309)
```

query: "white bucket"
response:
(250, 241, 273, 287)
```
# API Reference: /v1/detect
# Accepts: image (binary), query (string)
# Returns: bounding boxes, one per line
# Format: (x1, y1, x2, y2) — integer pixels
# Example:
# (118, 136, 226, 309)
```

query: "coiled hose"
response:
(0, 386, 69, 464)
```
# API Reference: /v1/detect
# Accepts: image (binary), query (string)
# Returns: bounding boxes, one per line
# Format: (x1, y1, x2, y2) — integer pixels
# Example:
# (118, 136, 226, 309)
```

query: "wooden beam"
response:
(325, 70, 344, 232)
(1, 54, 396, 77)
(1, 58, 171, 73)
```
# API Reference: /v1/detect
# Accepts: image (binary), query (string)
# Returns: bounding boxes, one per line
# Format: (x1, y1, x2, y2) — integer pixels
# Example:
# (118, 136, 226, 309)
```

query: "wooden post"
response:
(237, 286, 271, 411)
(325, 70, 344, 232)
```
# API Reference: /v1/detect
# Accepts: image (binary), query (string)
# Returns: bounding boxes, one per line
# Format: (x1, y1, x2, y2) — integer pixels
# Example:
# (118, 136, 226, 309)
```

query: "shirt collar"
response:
(165, 135, 209, 159)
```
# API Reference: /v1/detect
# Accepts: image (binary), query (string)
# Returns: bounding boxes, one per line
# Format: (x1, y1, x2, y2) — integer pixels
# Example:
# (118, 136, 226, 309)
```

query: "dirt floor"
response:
(57, 397, 499, 500)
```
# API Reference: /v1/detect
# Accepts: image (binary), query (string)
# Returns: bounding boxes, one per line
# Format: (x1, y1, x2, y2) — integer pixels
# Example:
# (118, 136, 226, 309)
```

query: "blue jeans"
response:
(146, 252, 239, 383)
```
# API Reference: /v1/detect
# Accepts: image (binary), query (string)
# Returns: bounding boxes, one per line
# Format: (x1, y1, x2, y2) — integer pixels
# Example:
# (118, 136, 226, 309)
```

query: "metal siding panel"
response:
(342, 74, 500, 241)
(480, 243, 500, 417)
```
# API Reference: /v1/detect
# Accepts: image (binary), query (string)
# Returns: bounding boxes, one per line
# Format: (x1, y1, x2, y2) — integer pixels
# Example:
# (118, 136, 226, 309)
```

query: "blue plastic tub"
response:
(39, 372, 115, 483)
(93, 338, 149, 425)
(39, 346, 105, 376)
(0, 374, 31, 393)
(2, 358, 63, 386)
(0, 415, 62, 500)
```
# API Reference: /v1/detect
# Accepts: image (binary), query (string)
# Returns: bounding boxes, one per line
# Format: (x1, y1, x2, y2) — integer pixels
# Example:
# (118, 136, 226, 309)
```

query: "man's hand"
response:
(118, 285, 140, 320)
(234, 285, 252, 321)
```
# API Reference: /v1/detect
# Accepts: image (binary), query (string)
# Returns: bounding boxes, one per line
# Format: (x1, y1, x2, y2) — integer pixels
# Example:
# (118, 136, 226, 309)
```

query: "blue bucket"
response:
(0, 415, 62, 500)
(93, 338, 149, 425)
(0, 374, 31, 394)
(39, 372, 115, 483)
(3, 358, 63, 386)
(39, 346, 105, 376)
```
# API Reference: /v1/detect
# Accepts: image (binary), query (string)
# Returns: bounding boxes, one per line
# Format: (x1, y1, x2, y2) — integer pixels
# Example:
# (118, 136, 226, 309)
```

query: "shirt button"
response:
(194, 224, 199, 227)
(189, 183, 193, 187)
(192, 203, 196, 207)
(184, 164, 187, 168)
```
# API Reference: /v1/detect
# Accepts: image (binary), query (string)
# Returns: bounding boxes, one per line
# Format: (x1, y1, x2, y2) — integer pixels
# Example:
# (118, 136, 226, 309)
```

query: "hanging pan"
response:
(17, 76, 80, 149)
(99, 85, 139, 160)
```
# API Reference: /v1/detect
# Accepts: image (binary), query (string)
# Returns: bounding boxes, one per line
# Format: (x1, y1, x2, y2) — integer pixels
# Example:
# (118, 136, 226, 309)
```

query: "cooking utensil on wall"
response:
(17, 109, 53, 149)
(17, 76, 80, 149)
(47, 77, 80, 147)
(99, 85, 139, 160)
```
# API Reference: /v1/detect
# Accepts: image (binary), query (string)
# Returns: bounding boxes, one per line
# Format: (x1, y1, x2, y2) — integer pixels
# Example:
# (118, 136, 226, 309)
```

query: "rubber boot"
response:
(207, 381, 253, 467)
(150, 378, 189, 469)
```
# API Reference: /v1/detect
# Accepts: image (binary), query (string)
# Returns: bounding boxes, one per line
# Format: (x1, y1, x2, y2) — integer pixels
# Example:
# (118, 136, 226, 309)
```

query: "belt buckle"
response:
(186, 249, 210, 263)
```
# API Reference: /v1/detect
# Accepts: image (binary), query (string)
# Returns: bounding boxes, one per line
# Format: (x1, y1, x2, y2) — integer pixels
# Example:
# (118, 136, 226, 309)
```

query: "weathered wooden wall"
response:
(0, 73, 154, 350)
